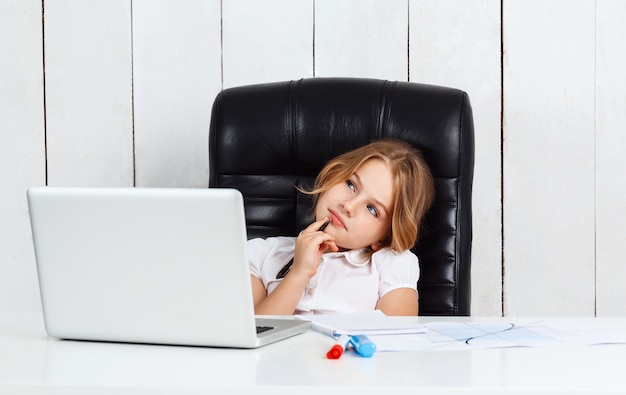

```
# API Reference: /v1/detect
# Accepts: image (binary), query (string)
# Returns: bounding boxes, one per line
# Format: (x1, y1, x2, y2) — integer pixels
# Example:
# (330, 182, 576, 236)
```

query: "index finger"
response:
(317, 219, 331, 231)
(303, 217, 330, 233)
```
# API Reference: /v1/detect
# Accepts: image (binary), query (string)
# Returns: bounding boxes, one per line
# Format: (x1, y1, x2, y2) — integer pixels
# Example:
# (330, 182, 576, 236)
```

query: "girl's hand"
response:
(289, 217, 338, 279)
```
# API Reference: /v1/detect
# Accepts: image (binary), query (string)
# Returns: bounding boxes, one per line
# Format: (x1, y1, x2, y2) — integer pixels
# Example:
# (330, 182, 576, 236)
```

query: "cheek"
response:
(357, 219, 388, 240)
(317, 188, 342, 207)
(372, 219, 392, 239)
(314, 194, 331, 218)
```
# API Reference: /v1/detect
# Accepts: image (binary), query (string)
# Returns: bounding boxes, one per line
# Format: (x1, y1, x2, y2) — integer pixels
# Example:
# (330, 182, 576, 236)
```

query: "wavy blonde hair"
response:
(302, 139, 435, 252)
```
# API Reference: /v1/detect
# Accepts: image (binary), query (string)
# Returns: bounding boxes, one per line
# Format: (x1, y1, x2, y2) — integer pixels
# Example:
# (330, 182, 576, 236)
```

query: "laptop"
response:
(27, 186, 310, 348)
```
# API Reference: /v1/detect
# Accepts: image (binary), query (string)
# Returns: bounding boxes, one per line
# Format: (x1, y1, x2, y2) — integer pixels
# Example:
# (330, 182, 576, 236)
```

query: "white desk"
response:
(2, 313, 626, 394)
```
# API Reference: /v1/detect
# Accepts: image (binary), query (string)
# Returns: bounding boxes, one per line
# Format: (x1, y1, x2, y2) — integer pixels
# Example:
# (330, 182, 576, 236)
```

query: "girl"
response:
(248, 139, 434, 316)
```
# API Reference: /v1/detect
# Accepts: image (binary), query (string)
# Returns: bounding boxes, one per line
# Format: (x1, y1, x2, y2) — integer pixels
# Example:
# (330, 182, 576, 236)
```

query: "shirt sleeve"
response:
(373, 248, 420, 298)
(248, 238, 270, 280)
(247, 237, 295, 290)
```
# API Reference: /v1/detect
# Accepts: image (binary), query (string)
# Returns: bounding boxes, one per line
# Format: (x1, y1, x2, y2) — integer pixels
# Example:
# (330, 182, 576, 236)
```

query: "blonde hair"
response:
(303, 139, 435, 252)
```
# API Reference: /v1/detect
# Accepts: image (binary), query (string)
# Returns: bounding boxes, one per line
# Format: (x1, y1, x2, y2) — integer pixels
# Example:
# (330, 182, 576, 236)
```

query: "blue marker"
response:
(349, 335, 377, 357)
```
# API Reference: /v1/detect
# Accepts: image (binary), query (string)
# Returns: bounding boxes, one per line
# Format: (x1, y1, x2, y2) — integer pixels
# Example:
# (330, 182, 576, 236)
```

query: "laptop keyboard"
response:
(256, 326, 274, 334)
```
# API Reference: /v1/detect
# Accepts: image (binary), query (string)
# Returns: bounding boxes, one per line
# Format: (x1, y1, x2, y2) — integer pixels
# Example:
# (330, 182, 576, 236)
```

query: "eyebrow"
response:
(353, 172, 391, 217)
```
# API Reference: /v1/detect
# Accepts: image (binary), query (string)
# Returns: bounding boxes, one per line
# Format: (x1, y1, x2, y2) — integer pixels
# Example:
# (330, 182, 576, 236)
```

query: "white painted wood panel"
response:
(410, 0, 503, 316)
(503, 0, 596, 316)
(315, 0, 407, 80)
(222, 0, 313, 88)
(44, 0, 133, 186)
(132, 0, 221, 187)
(0, 0, 45, 312)
(595, 0, 626, 317)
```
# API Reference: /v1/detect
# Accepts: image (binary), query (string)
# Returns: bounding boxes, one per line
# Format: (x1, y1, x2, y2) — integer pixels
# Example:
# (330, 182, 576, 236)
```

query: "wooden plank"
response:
(222, 0, 313, 88)
(315, 0, 407, 80)
(44, 0, 133, 186)
(410, 0, 502, 316)
(503, 0, 595, 316)
(0, 0, 46, 312)
(132, 0, 222, 187)
(595, 0, 626, 317)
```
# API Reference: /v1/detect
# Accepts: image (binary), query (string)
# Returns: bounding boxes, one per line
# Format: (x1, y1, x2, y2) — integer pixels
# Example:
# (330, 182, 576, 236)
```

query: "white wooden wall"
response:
(503, 0, 626, 316)
(2, 0, 625, 317)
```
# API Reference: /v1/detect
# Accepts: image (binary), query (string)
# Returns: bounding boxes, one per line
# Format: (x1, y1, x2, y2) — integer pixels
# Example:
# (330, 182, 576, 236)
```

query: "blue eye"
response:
(346, 180, 355, 191)
(367, 205, 379, 217)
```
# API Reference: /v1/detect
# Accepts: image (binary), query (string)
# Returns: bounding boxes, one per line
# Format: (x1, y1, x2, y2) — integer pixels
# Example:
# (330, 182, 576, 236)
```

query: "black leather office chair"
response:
(209, 78, 474, 315)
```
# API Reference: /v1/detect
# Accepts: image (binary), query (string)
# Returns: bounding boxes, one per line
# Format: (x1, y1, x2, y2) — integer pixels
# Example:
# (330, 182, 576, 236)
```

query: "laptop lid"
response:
(27, 186, 309, 348)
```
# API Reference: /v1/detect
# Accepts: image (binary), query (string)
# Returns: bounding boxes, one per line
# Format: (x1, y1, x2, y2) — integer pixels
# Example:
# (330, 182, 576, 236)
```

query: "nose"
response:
(341, 196, 358, 216)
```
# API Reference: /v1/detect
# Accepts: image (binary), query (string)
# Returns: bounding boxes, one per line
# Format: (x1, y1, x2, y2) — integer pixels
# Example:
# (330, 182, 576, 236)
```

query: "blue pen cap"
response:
(349, 335, 376, 357)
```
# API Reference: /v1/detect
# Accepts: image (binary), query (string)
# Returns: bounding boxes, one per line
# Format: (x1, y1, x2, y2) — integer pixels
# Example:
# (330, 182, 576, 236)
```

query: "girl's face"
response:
(315, 158, 394, 251)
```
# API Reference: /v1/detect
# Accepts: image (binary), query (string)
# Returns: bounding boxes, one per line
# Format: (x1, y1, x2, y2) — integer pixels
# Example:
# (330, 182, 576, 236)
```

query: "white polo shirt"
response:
(248, 237, 419, 315)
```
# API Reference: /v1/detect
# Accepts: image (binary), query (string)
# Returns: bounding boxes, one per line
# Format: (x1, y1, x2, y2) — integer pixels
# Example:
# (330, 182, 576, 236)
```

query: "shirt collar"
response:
(324, 248, 371, 267)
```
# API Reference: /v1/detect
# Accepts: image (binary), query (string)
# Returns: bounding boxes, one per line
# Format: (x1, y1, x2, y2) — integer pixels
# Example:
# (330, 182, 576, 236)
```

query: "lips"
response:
(328, 209, 346, 229)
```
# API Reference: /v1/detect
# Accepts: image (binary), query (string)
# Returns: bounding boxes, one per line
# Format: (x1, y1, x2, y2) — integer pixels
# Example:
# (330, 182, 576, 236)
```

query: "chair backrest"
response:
(209, 78, 474, 315)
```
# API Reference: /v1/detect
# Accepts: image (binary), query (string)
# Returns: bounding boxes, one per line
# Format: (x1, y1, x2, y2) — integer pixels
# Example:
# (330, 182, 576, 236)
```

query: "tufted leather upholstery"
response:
(209, 77, 474, 315)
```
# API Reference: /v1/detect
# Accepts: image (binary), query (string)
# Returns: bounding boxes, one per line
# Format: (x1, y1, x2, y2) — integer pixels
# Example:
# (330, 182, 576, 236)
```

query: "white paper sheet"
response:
(369, 319, 626, 351)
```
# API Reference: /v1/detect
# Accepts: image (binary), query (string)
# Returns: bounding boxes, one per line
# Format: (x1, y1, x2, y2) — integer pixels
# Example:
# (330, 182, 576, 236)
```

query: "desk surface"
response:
(2, 313, 626, 394)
